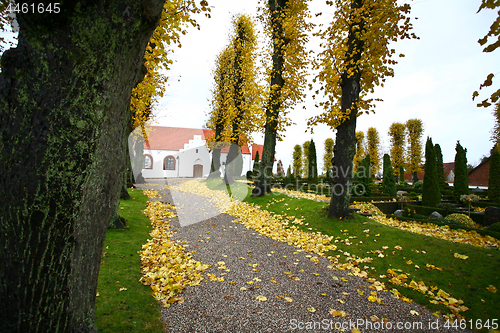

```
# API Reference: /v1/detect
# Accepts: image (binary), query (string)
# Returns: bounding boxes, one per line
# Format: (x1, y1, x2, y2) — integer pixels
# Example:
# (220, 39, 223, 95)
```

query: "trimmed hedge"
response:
(472, 201, 500, 208)
(405, 204, 485, 225)
(386, 215, 500, 241)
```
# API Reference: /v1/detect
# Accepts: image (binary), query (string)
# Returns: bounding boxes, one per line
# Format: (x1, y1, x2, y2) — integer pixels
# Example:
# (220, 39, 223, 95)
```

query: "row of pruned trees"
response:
(352, 119, 424, 183)
(204, 0, 417, 219)
(205, 0, 311, 189)
(290, 138, 334, 180)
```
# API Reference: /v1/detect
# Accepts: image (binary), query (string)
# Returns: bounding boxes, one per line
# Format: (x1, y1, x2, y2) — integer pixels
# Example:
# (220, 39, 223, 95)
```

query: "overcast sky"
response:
(153, 0, 498, 173)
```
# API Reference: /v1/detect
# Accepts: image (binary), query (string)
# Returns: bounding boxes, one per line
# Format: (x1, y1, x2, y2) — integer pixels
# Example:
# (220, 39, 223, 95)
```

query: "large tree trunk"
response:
(328, 0, 364, 218)
(254, 0, 287, 196)
(0, 1, 163, 332)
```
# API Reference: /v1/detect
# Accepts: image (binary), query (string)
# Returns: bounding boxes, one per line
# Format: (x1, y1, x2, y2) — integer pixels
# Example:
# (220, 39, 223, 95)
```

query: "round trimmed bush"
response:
(444, 213, 478, 228)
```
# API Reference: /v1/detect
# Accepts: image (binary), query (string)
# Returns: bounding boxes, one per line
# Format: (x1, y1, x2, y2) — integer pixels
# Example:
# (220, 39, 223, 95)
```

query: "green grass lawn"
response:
(245, 193, 500, 331)
(95, 189, 164, 333)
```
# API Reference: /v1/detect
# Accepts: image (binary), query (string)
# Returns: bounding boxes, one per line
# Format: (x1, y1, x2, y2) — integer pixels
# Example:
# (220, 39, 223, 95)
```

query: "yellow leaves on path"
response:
(142, 189, 162, 199)
(228, 201, 337, 256)
(367, 295, 385, 304)
(306, 307, 316, 313)
(256, 295, 267, 302)
(169, 180, 338, 257)
(139, 191, 209, 308)
(158, 181, 476, 320)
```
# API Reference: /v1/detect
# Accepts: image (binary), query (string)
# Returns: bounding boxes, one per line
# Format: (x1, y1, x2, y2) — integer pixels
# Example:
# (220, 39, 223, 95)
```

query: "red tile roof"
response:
(143, 126, 250, 154)
(404, 171, 425, 183)
(252, 144, 276, 161)
(468, 158, 490, 187)
(443, 162, 455, 181)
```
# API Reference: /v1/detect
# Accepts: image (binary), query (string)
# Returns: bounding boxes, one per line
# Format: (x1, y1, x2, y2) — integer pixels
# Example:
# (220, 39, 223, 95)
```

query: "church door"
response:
(193, 164, 203, 178)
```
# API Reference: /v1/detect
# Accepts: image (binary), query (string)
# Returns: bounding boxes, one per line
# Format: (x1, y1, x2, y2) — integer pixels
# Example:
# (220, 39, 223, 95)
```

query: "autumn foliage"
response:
(130, 1, 211, 130)
(388, 122, 406, 180)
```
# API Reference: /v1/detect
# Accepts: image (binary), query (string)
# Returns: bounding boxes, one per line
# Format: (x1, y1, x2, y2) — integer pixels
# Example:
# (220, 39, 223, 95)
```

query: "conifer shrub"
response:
(308, 139, 318, 183)
(435, 143, 446, 189)
(453, 141, 469, 202)
(422, 137, 441, 207)
(489, 145, 500, 202)
(382, 154, 397, 196)
(252, 150, 260, 178)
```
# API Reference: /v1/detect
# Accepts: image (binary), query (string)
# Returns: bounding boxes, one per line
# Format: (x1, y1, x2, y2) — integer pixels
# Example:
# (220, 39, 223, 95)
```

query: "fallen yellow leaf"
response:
(487, 285, 497, 293)
(329, 309, 347, 317)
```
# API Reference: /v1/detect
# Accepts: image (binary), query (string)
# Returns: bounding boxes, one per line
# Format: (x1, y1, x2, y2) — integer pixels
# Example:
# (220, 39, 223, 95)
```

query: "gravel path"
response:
(138, 179, 470, 333)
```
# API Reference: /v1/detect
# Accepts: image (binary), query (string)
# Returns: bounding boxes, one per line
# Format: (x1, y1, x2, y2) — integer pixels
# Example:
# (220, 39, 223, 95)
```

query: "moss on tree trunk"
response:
(0, 1, 163, 332)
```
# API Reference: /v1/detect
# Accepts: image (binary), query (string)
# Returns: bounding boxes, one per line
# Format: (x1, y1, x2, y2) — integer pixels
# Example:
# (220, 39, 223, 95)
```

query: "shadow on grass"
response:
(95, 189, 164, 333)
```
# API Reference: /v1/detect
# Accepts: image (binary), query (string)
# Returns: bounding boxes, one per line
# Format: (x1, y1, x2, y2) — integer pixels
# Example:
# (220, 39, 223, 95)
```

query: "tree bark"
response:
(208, 120, 223, 179)
(0, 1, 163, 332)
(328, 0, 364, 219)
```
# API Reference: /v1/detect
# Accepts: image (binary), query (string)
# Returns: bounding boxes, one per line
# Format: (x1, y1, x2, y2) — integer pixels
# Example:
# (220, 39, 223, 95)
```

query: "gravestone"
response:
(429, 211, 443, 219)
(484, 207, 500, 226)
(394, 209, 403, 217)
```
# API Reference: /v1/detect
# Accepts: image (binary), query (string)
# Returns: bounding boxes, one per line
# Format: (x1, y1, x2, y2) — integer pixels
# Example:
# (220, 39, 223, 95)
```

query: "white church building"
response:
(139, 126, 262, 179)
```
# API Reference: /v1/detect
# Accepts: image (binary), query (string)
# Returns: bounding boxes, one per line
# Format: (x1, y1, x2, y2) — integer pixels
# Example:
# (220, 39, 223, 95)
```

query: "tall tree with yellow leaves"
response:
(302, 140, 311, 178)
(225, 14, 261, 183)
(293, 144, 303, 175)
(367, 127, 381, 177)
(206, 47, 233, 178)
(307, 0, 417, 218)
(253, 0, 312, 195)
(388, 122, 406, 181)
(406, 118, 424, 184)
(205, 14, 261, 183)
(323, 138, 335, 174)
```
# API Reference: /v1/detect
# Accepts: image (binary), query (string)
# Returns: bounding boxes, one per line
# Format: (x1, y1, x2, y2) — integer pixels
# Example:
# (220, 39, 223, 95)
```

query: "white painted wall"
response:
(141, 133, 254, 179)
